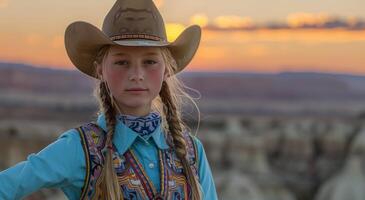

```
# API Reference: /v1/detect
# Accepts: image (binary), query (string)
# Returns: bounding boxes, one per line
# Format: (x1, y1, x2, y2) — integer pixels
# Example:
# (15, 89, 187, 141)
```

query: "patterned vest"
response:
(76, 122, 199, 200)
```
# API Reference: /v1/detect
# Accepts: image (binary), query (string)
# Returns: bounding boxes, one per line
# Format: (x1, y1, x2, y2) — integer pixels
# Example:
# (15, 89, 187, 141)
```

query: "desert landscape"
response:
(1, 63, 365, 199)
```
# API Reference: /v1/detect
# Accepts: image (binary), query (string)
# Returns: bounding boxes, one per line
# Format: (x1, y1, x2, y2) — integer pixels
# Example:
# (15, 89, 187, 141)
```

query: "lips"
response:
(125, 88, 148, 91)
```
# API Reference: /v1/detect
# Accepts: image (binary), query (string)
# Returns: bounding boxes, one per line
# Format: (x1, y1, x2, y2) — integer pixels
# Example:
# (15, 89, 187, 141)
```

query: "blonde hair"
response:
(93, 45, 202, 200)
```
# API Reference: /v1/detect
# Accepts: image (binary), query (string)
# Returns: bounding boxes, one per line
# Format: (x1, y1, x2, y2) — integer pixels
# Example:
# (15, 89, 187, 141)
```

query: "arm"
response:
(0, 129, 83, 200)
(193, 136, 219, 200)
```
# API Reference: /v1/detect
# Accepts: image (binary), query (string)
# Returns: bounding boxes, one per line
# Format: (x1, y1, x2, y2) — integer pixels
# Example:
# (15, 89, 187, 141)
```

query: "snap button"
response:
(149, 162, 155, 169)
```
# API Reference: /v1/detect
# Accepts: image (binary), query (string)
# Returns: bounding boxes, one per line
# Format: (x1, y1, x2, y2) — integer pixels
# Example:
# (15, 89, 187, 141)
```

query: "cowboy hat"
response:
(64, 0, 201, 79)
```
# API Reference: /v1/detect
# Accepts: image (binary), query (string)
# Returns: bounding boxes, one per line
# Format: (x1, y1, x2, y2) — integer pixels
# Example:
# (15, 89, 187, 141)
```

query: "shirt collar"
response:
(96, 113, 170, 155)
(116, 111, 162, 140)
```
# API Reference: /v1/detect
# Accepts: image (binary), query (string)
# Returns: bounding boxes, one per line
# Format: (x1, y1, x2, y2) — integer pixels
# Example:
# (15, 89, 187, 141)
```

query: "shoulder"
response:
(54, 128, 84, 159)
(58, 128, 80, 141)
(55, 122, 105, 156)
(57, 126, 89, 147)
(73, 122, 108, 151)
(57, 123, 107, 148)
(73, 122, 106, 139)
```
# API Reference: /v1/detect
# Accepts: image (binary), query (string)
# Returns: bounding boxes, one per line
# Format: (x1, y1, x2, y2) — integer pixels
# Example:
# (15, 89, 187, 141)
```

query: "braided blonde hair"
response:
(158, 48, 202, 200)
(93, 45, 202, 200)
(93, 45, 122, 200)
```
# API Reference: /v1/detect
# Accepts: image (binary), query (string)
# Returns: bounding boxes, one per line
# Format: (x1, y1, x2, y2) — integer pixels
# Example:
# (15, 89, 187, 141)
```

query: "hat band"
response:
(110, 34, 162, 41)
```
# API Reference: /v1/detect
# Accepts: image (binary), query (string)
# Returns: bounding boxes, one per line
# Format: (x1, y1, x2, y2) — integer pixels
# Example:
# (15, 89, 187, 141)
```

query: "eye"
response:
(114, 60, 128, 65)
(144, 60, 157, 65)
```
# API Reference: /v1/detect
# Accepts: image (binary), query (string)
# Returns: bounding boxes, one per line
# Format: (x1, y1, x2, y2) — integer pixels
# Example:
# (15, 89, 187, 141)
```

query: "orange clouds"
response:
(188, 27, 365, 73)
(3, 26, 365, 73)
(287, 12, 335, 28)
(2, 11, 365, 74)
(190, 12, 365, 30)
(0, 33, 71, 68)
(228, 29, 365, 43)
(286, 12, 365, 30)
(190, 14, 209, 28)
(213, 16, 254, 29)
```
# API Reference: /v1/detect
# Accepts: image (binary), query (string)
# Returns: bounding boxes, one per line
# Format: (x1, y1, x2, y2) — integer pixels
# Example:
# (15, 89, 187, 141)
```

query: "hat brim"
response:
(64, 21, 201, 79)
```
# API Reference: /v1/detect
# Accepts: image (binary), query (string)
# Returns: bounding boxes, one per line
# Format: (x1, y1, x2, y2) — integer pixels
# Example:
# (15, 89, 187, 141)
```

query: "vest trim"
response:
(77, 126, 92, 200)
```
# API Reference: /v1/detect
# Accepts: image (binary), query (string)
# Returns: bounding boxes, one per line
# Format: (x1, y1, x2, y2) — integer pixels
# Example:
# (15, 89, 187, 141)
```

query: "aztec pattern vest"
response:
(76, 122, 199, 200)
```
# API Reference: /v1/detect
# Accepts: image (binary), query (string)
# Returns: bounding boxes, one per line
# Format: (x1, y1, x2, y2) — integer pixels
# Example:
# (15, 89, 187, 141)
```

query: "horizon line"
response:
(1, 60, 365, 78)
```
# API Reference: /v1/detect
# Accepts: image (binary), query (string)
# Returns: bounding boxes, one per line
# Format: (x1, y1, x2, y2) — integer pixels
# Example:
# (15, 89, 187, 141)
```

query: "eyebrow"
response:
(112, 52, 160, 56)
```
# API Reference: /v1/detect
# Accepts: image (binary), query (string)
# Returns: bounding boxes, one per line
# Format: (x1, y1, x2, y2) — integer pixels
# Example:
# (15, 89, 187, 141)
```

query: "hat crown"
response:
(102, 0, 167, 42)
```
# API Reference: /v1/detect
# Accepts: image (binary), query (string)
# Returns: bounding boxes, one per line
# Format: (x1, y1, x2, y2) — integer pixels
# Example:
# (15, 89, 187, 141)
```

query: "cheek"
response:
(105, 69, 128, 91)
(148, 68, 165, 87)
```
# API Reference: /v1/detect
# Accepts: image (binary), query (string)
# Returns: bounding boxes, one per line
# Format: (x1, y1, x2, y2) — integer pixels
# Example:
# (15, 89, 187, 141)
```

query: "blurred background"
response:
(1, 0, 365, 199)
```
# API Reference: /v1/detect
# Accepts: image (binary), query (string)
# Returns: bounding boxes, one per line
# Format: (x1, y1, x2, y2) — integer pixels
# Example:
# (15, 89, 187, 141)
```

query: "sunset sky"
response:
(1, 0, 365, 74)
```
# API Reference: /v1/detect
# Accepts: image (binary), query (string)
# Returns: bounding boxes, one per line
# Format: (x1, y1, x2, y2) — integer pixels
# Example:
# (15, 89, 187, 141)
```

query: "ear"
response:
(94, 61, 103, 80)
(163, 68, 169, 81)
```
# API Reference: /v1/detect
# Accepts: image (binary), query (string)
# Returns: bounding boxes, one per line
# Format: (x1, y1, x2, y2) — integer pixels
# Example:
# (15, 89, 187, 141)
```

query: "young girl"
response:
(0, 0, 218, 199)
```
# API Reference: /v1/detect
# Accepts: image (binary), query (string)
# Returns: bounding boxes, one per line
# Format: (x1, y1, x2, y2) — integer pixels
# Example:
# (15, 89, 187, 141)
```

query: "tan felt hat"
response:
(64, 0, 201, 79)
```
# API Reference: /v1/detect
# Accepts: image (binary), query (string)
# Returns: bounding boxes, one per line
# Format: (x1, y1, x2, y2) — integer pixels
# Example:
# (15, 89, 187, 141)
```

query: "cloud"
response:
(232, 29, 365, 44)
(285, 12, 365, 30)
(213, 15, 254, 29)
(0, 0, 8, 8)
(287, 12, 334, 28)
(200, 13, 365, 31)
(190, 14, 209, 27)
(192, 27, 365, 73)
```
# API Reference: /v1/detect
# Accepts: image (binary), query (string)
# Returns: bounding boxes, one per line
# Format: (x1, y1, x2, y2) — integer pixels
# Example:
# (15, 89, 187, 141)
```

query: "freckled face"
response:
(97, 45, 168, 115)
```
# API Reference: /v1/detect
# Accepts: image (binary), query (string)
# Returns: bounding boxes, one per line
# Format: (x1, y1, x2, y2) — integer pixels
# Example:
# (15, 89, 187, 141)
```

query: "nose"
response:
(128, 64, 144, 81)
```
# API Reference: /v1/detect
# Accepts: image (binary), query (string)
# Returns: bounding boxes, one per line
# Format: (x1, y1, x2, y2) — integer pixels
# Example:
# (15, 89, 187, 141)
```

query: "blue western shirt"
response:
(0, 113, 218, 199)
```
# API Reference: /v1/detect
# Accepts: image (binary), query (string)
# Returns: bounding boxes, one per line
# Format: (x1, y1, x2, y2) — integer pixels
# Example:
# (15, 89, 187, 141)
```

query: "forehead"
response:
(109, 45, 161, 57)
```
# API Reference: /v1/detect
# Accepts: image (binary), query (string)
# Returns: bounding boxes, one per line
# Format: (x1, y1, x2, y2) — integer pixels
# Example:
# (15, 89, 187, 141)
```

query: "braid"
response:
(95, 81, 123, 200)
(99, 82, 116, 147)
(159, 81, 202, 200)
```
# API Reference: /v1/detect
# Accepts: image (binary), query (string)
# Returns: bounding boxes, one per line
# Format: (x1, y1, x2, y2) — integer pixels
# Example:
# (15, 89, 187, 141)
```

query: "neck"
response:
(115, 104, 152, 117)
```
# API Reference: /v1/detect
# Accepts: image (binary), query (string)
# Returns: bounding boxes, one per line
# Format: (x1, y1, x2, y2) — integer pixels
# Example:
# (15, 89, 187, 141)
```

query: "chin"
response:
(122, 101, 149, 108)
